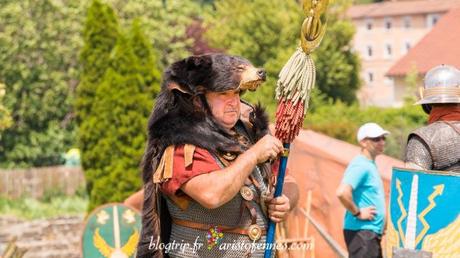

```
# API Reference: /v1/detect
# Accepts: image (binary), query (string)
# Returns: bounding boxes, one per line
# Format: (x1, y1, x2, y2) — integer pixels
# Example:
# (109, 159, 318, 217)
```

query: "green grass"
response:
(0, 195, 88, 220)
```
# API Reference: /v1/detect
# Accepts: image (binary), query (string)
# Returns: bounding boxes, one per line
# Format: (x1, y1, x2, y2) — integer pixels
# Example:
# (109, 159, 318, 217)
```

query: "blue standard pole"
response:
(264, 143, 290, 258)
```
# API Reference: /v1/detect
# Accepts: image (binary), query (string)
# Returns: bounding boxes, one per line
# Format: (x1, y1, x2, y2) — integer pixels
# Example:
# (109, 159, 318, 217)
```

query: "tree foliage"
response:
(403, 64, 419, 104)
(78, 1, 161, 210)
(0, 0, 199, 168)
(76, 0, 120, 123)
(204, 0, 302, 117)
(0, 0, 84, 167)
(312, 15, 361, 104)
(105, 0, 205, 68)
(0, 83, 12, 134)
(205, 0, 361, 117)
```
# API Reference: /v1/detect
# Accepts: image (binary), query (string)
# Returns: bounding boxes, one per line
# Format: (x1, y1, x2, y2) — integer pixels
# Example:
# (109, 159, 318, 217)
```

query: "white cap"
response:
(357, 122, 390, 142)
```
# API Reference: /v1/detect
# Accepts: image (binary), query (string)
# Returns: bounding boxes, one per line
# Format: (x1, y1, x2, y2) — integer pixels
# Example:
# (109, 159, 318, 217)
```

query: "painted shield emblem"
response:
(82, 203, 141, 258)
(386, 168, 460, 258)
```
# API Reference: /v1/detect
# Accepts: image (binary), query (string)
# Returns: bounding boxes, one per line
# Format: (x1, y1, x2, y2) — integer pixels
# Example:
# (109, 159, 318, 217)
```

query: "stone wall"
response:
(0, 166, 85, 199)
(0, 216, 84, 258)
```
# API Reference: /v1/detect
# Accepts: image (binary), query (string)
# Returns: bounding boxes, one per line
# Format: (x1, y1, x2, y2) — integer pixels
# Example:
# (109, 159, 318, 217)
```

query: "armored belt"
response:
(172, 218, 266, 241)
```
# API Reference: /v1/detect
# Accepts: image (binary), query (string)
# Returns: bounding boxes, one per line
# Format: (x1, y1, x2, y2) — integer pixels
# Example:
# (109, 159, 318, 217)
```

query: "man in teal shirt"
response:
(336, 122, 388, 258)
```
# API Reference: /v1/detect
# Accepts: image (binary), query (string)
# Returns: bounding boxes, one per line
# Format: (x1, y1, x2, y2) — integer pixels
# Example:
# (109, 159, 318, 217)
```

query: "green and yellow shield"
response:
(82, 203, 141, 258)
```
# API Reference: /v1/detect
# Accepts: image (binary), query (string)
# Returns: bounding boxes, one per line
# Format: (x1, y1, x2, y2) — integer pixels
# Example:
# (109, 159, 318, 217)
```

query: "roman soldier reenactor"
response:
(136, 54, 299, 258)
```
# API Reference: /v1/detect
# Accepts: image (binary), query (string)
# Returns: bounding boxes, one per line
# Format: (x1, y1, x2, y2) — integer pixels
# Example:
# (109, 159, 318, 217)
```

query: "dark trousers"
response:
(344, 229, 383, 258)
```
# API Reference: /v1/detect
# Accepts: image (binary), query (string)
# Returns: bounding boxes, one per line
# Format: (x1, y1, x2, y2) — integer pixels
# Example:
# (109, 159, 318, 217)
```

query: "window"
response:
(384, 17, 392, 30)
(384, 43, 392, 59)
(366, 71, 374, 85)
(366, 19, 373, 30)
(366, 45, 373, 58)
(426, 14, 440, 28)
(402, 41, 411, 54)
(403, 16, 411, 29)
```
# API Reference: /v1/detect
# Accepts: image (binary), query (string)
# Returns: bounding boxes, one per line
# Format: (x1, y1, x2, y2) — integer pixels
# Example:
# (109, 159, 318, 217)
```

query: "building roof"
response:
(387, 8, 460, 76)
(347, 0, 460, 19)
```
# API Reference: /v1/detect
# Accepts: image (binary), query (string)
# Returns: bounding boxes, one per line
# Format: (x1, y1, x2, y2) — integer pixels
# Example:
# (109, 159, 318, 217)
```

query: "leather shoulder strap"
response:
(153, 144, 196, 183)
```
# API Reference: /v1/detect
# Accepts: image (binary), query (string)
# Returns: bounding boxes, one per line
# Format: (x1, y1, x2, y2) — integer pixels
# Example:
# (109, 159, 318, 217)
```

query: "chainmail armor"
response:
(405, 121, 460, 172)
(166, 167, 269, 258)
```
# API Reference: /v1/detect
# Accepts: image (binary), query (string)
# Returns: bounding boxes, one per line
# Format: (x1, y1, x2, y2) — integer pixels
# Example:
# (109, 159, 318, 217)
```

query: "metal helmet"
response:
(416, 64, 460, 105)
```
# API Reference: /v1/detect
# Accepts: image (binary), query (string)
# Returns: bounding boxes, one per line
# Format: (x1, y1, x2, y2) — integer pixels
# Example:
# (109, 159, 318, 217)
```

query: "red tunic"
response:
(160, 145, 284, 196)
(160, 146, 220, 196)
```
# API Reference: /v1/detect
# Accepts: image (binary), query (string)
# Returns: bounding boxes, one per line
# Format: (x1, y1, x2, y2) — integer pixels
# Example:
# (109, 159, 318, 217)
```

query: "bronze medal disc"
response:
(248, 224, 262, 241)
(240, 186, 254, 201)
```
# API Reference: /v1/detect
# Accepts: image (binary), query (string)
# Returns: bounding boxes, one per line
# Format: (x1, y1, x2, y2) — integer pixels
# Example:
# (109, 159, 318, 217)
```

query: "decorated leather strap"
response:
(239, 187, 265, 241)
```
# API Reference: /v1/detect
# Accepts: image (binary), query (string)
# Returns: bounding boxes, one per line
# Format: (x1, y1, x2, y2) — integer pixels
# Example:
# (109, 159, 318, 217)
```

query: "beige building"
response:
(387, 7, 460, 106)
(347, 0, 460, 107)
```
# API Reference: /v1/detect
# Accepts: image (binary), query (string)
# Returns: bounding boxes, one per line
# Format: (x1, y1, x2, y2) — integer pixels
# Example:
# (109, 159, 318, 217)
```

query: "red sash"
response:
(428, 105, 460, 124)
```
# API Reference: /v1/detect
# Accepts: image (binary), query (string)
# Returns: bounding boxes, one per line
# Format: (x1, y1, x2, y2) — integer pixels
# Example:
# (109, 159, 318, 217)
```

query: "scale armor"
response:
(406, 121, 460, 173)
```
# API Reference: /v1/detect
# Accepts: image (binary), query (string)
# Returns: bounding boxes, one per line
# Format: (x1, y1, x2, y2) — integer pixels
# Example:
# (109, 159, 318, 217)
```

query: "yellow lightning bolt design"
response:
(415, 184, 444, 247)
(396, 179, 407, 245)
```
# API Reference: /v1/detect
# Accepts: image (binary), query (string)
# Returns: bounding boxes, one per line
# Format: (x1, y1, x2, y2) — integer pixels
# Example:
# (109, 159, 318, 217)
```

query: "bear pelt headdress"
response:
(142, 53, 270, 183)
(137, 54, 270, 258)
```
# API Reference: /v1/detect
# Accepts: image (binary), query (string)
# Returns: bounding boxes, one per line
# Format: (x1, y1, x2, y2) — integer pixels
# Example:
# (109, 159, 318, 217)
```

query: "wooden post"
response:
(2, 237, 27, 258)
(303, 190, 313, 257)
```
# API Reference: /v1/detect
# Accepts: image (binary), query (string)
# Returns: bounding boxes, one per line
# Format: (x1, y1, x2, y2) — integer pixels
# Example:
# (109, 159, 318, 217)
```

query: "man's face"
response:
(360, 135, 386, 156)
(205, 89, 241, 130)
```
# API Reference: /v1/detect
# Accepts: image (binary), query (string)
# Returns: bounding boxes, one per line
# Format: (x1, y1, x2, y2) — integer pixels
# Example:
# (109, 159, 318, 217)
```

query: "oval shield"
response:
(82, 203, 141, 258)
(387, 167, 460, 258)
